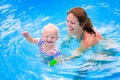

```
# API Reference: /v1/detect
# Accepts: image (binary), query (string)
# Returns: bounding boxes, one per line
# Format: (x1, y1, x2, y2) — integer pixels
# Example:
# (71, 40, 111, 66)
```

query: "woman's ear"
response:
(81, 23, 85, 28)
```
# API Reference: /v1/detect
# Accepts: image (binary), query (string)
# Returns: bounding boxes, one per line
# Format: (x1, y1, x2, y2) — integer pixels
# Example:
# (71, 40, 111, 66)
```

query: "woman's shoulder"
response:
(82, 30, 102, 48)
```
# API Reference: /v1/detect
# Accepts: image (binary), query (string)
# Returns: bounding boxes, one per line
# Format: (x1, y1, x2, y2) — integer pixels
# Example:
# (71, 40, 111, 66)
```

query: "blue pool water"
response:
(0, 0, 120, 80)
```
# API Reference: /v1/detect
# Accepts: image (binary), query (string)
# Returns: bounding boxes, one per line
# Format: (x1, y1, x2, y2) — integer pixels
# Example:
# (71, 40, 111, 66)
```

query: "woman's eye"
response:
(71, 22, 75, 24)
(67, 20, 69, 22)
(67, 20, 75, 24)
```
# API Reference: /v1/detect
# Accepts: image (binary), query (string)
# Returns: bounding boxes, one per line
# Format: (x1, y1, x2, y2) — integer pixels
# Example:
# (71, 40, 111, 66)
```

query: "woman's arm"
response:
(71, 46, 86, 58)
(22, 31, 39, 43)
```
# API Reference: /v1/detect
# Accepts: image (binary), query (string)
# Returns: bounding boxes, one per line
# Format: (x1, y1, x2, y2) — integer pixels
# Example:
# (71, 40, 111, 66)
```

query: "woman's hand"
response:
(66, 47, 85, 60)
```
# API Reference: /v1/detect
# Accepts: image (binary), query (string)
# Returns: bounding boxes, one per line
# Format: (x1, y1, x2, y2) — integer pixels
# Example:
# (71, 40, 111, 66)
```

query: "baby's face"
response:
(42, 28, 58, 47)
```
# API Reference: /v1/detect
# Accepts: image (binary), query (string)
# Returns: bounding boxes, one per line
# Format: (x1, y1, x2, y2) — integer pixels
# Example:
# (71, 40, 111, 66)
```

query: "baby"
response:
(22, 23, 61, 65)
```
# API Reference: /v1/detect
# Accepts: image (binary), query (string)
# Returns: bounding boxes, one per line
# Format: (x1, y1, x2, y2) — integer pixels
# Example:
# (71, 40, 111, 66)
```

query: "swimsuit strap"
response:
(53, 49, 61, 58)
(79, 32, 84, 41)
(38, 39, 44, 46)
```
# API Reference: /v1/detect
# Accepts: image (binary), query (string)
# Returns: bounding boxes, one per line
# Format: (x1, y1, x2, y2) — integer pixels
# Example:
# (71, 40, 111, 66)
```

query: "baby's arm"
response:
(22, 31, 39, 43)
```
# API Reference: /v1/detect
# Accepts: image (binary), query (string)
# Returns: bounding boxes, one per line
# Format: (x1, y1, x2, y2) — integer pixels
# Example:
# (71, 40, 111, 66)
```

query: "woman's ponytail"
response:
(83, 18, 96, 36)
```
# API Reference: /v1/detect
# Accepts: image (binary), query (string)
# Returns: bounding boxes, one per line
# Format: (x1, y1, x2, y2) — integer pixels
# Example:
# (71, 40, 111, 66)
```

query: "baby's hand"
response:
(22, 31, 29, 38)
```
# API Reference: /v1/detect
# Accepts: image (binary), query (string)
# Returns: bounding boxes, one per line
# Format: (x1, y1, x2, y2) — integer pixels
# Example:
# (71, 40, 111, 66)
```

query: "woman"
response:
(66, 7, 103, 59)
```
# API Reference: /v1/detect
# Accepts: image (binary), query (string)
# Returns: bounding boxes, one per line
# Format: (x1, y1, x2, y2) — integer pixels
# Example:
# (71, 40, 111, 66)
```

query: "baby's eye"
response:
(45, 36, 49, 38)
(51, 37, 55, 39)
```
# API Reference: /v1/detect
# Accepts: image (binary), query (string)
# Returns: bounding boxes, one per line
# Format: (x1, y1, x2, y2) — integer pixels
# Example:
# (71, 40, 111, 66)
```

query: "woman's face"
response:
(66, 13, 80, 35)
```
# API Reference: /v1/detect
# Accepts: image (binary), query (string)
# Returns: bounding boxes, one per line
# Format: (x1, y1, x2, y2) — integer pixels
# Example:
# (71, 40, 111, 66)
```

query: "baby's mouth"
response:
(47, 41, 52, 43)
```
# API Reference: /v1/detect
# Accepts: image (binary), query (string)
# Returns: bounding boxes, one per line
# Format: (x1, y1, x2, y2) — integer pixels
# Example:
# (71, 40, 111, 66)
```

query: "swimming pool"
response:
(0, 0, 120, 80)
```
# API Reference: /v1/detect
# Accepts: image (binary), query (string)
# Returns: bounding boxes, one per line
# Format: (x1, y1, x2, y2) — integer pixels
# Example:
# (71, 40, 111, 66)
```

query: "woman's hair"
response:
(67, 7, 96, 36)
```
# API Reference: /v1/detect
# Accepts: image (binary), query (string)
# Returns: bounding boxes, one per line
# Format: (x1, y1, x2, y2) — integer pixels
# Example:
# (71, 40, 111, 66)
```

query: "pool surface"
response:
(0, 0, 120, 80)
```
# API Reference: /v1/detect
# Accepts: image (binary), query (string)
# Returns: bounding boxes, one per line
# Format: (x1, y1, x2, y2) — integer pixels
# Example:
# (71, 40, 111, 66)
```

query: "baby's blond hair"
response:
(42, 23, 59, 35)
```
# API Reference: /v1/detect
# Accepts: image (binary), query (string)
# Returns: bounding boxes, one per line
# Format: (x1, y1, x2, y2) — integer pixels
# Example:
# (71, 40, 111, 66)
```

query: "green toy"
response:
(49, 59, 57, 66)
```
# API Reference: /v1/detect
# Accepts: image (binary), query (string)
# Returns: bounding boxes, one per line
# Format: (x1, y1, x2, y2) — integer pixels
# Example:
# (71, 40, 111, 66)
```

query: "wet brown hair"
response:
(67, 7, 96, 36)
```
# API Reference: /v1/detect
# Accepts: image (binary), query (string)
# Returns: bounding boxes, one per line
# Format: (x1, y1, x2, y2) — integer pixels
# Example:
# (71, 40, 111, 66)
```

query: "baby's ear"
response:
(57, 37, 58, 40)
(56, 36, 59, 40)
(41, 34, 44, 38)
